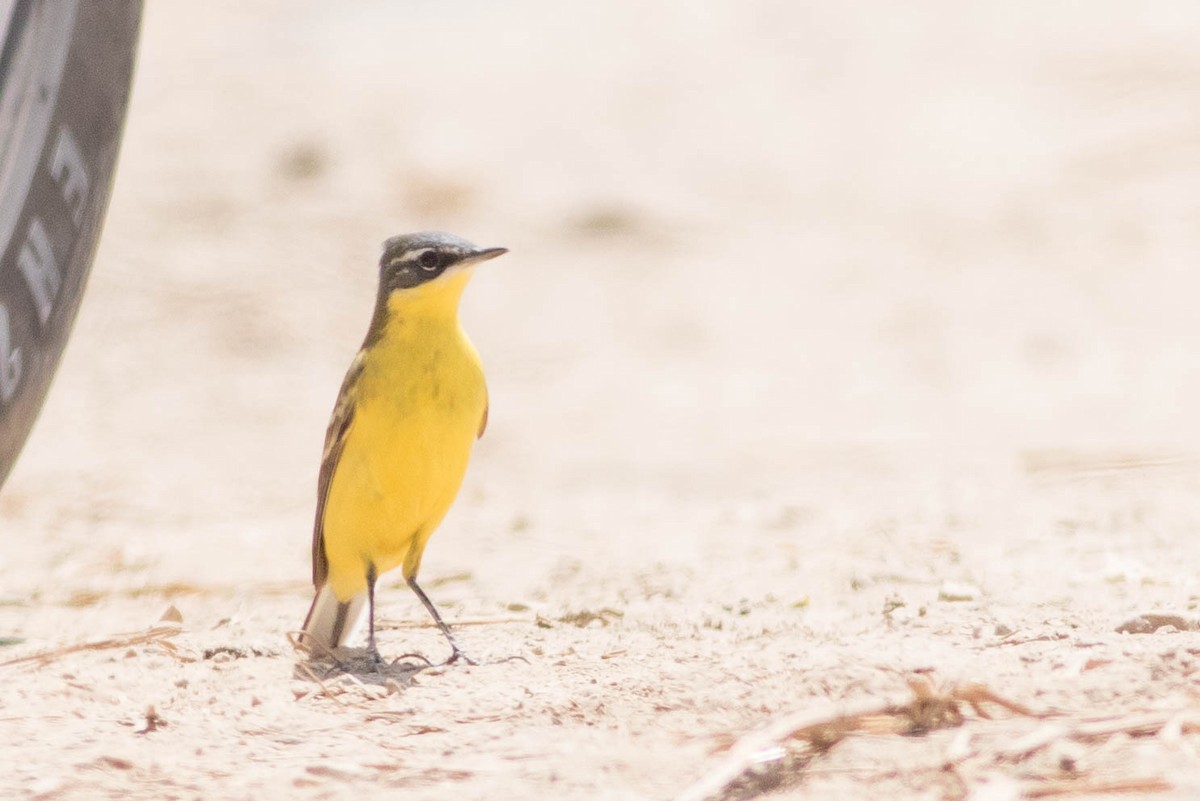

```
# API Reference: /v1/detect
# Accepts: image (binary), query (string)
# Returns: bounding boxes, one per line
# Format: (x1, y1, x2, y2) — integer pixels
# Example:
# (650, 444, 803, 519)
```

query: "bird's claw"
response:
(445, 648, 479, 666)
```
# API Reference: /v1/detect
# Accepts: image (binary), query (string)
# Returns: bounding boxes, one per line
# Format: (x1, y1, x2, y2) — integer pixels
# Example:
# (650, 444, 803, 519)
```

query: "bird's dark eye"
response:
(418, 250, 441, 271)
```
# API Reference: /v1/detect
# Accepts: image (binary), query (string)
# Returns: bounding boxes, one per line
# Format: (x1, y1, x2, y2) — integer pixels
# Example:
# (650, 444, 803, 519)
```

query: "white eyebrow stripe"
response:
(387, 247, 433, 268)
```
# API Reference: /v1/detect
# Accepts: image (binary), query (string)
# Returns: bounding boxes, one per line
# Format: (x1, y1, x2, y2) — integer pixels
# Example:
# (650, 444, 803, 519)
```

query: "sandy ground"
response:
(4, 2, 1200, 799)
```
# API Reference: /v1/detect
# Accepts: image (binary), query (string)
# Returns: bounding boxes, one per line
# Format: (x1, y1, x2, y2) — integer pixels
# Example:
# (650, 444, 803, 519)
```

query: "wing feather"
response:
(311, 352, 365, 587)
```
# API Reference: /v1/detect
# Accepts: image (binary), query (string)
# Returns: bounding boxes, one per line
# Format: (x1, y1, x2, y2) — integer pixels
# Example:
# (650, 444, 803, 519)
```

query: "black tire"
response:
(0, 1, 141, 487)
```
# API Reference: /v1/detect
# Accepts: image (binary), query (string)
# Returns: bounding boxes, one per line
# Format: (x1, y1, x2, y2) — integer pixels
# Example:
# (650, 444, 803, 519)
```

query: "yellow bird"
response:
(300, 232, 506, 664)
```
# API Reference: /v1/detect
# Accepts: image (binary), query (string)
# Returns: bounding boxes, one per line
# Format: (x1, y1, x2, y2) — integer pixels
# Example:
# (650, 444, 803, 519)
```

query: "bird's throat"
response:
(366, 267, 474, 347)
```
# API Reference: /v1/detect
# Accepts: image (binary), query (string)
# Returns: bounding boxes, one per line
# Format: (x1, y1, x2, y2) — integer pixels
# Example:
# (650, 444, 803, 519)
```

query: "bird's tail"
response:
(298, 585, 366, 654)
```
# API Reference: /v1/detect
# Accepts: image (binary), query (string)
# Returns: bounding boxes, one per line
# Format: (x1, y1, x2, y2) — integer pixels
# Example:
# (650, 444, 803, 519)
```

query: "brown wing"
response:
(311, 352, 365, 587)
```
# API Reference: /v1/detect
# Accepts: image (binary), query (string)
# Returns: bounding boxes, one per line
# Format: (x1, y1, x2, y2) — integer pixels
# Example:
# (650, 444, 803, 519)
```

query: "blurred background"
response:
(2, 0, 1200, 608)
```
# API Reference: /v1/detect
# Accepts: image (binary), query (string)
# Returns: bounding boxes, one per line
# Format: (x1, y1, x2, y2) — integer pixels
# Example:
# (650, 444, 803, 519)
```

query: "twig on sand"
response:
(379, 615, 533, 631)
(0, 607, 183, 668)
(674, 676, 1193, 801)
(1023, 778, 1173, 797)
(674, 677, 1037, 801)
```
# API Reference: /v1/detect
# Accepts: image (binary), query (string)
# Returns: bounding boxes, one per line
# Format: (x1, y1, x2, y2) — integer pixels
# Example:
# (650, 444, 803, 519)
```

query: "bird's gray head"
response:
(379, 231, 507, 293)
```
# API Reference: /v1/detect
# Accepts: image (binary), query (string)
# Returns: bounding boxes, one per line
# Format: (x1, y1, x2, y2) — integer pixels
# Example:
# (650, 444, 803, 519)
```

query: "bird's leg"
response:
(407, 575, 477, 665)
(366, 563, 384, 666)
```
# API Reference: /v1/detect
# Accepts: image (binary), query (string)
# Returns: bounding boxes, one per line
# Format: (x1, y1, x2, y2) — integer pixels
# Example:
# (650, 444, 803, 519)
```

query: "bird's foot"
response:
(390, 651, 436, 669)
(443, 646, 530, 667)
(366, 643, 386, 670)
(444, 646, 479, 667)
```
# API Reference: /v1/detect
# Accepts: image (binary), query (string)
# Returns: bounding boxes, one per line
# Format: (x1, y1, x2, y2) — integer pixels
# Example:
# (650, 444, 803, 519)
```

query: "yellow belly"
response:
(321, 317, 486, 602)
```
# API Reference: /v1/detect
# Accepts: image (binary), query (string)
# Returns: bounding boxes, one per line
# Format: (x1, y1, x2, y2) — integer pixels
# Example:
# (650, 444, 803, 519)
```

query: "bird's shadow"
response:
(292, 646, 438, 688)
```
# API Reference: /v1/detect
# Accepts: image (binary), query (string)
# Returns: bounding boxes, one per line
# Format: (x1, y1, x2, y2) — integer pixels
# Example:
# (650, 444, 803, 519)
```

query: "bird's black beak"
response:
(463, 247, 507, 265)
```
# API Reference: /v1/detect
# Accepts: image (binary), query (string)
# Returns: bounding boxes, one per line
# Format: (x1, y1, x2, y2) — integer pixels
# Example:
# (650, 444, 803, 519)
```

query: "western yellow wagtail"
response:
(300, 232, 506, 664)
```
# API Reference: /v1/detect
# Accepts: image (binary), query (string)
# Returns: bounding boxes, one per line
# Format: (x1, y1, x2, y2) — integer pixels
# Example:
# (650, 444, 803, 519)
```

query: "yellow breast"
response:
(321, 269, 487, 600)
